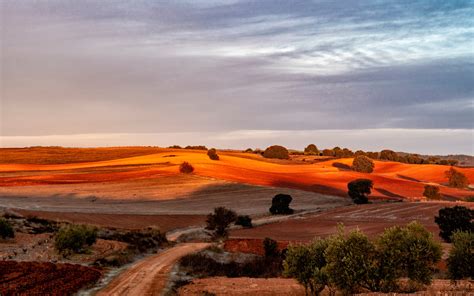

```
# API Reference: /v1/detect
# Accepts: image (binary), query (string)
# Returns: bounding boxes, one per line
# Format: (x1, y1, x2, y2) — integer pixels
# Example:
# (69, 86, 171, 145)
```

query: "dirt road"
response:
(96, 243, 209, 296)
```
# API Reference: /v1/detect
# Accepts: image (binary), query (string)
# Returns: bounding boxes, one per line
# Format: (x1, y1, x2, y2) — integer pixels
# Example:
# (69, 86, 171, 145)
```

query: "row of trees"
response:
(284, 222, 443, 295)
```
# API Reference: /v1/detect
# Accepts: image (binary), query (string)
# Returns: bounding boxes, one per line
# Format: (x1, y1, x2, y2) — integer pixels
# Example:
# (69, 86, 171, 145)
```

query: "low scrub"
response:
(0, 218, 14, 239)
(99, 227, 168, 253)
(179, 162, 194, 173)
(55, 224, 97, 256)
(235, 215, 252, 228)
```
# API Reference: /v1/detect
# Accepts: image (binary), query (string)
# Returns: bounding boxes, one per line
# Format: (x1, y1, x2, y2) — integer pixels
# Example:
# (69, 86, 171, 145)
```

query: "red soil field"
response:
(0, 261, 101, 295)
(230, 202, 474, 242)
(224, 238, 290, 256)
(0, 149, 472, 200)
(15, 209, 206, 232)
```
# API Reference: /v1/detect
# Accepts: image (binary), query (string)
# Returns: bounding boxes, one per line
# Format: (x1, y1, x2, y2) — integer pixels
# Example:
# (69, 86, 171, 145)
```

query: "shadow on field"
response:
(332, 162, 351, 171)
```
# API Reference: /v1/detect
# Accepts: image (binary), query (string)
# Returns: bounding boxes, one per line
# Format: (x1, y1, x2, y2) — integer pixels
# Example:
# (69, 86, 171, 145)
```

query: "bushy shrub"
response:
(55, 224, 97, 255)
(269, 194, 294, 215)
(207, 148, 219, 160)
(375, 222, 442, 290)
(284, 238, 329, 296)
(263, 145, 289, 159)
(0, 218, 14, 239)
(447, 231, 474, 280)
(168, 145, 182, 149)
(283, 223, 442, 294)
(352, 155, 375, 173)
(263, 237, 280, 258)
(445, 167, 469, 188)
(325, 228, 376, 294)
(235, 215, 252, 228)
(304, 144, 319, 155)
(244, 148, 253, 153)
(99, 227, 167, 253)
(435, 206, 474, 242)
(206, 207, 237, 238)
(423, 185, 441, 200)
(179, 162, 194, 173)
(347, 179, 373, 204)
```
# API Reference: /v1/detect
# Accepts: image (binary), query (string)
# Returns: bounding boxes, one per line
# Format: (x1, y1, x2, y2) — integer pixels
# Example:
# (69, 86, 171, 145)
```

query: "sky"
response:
(1, 0, 473, 154)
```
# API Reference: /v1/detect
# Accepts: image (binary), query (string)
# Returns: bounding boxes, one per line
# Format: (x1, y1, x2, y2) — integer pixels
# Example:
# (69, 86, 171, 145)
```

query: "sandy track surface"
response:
(97, 243, 210, 296)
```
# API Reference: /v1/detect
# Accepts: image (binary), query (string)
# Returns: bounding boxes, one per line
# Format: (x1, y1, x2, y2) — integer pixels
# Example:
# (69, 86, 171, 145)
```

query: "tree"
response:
(55, 224, 97, 256)
(447, 231, 474, 280)
(354, 150, 366, 156)
(235, 215, 252, 228)
(0, 218, 14, 239)
(263, 145, 289, 159)
(207, 148, 219, 160)
(304, 144, 319, 155)
(423, 185, 441, 200)
(380, 150, 398, 161)
(435, 206, 474, 242)
(263, 237, 280, 258)
(445, 167, 469, 189)
(322, 149, 334, 157)
(352, 155, 375, 173)
(284, 239, 329, 296)
(347, 179, 373, 204)
(269, 194, 294, 215)
(205, 207, 237, 238)
(244, 148, 253, 153)
(179, 161, 194, 173)
(333, 147, 344, 158)
(325, 228, 376, 294)
(375, 222, 442, 290)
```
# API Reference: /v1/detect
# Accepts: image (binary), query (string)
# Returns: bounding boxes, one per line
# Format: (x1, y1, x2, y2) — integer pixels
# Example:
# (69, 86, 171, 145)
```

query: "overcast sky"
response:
(1, 0, 473, 154)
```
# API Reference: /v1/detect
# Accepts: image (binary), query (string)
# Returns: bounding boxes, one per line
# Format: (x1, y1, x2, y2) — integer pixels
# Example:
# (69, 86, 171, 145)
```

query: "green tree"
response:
(423, 185, 441, 200)
(347, 179, 373, 204)
(375, 222, 442, 290)
(55, 224, 97, 256)
(0, 218, 14, 239)
(445, 167, 469, 188)
(284, 239, 329, 296)
(263, 145, 290, 159)
(447, 231, 474, 280)
(435, 206, 474, 242)
(352, 155, 375, 173)
(304, 144, 319, 155)
(205, 207, 237, 238)
(325, 228, 376, 295)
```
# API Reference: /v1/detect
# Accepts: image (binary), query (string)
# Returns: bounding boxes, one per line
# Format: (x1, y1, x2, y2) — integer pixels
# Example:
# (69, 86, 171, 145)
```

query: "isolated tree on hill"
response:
(447, 231, 474, 280)
(179, 162, 194, 173)
(269, 194, 294, 215)
(206, 207, 237, 238)
(347, 179, 373, 204)
(435, 206, 474, 242)
(304, 144, 319, 155)
(445, 167, 469, 189)
(263, 145, 289, 159)
(0, 218, 14, 239)
(423, 185, 441, 200)
(207, 148, 219, 160)
(352, 155, 375, 173)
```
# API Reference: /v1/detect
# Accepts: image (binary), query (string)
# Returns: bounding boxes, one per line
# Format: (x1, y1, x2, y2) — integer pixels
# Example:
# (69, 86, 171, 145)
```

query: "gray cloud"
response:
(1, 0, 473, 153)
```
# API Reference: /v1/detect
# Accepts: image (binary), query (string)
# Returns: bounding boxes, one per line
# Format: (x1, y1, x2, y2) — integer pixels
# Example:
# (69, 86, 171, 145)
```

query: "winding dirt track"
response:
(97, 243, 210, 296)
